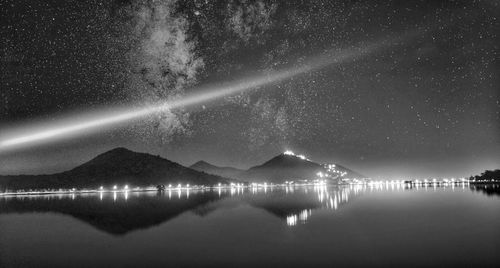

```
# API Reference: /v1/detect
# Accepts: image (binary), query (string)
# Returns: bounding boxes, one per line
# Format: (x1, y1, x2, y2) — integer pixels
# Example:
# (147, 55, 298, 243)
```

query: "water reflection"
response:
(1, 183, 498, 235)
(247, 185, 366, 226)
(470, 183, 500, 197)
(0, 189, 227, 235)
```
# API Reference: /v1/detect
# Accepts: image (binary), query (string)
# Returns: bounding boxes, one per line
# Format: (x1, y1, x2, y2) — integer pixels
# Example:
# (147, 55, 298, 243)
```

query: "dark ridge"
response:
(0, 148, 232, 191)
(190, 160, 244, 179)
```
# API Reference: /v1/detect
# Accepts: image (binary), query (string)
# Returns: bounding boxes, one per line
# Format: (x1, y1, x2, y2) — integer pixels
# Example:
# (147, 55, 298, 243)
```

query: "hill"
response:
(0, 147, 231, 191)
(238, 151, 365, 183)
(190, 160, 243, 179)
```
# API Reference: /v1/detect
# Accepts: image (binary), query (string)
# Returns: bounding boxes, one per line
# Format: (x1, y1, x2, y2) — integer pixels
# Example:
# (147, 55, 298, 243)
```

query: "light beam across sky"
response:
(0, 30, 425, 152)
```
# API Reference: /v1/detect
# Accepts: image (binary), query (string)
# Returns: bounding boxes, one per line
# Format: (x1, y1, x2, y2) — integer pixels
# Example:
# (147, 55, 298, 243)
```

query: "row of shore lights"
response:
(97, 184, 201, 192)
(98, 185, 130, 191)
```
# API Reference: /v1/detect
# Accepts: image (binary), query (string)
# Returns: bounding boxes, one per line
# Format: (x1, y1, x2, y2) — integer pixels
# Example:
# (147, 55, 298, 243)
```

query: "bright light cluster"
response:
(283, 150, 310, 161)
(317, 163, 347, 179)
(286, 209, 312, 226)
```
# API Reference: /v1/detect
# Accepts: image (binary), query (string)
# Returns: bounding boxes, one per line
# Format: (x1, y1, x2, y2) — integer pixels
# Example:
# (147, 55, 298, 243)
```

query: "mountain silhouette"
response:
(0, 147, 231, 191)
(190, 160, 244, 179)
(238, 152, 364, 183)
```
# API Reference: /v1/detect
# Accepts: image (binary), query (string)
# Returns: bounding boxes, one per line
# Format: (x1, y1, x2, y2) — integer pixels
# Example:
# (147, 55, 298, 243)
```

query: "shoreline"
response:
(1, 180, 498, 197)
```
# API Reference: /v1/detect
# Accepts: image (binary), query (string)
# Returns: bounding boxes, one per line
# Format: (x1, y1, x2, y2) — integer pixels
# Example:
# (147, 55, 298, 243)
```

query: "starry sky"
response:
(1, 0, 499, 179)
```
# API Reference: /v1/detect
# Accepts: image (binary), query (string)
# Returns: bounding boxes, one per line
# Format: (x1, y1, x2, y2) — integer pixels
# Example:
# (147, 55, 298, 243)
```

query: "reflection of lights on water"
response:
(287, 215, 298, 226)
(287, 209, 312, 226)
(3, 180, 479, 228)
(299, 210, 311, 221)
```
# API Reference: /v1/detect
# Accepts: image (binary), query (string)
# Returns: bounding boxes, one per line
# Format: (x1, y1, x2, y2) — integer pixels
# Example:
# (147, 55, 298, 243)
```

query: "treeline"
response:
(470, 169, 500, 182)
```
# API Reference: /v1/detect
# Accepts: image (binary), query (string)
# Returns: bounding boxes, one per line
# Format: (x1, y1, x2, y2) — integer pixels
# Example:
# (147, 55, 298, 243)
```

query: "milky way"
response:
(1, 0, 499, 178)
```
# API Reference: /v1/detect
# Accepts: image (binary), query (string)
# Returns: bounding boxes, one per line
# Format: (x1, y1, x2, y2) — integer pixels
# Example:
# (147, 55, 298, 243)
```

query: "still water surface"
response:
(1, 184, 499, 267)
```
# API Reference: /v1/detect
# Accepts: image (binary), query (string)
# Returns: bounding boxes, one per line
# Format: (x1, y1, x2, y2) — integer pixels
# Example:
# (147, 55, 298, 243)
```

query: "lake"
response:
(0, 183, 499, 267)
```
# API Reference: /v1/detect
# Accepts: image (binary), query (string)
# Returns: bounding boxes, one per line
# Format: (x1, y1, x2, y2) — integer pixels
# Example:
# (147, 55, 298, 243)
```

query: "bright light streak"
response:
(0, 30, 424, 151)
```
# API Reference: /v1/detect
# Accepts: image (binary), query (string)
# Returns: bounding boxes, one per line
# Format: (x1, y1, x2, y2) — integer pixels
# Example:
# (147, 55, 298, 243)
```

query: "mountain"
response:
(238, 152, 365, 183)
(190, 160, 244, 179)
(0, 147, 231, 191)
(238, 153, 323, 183)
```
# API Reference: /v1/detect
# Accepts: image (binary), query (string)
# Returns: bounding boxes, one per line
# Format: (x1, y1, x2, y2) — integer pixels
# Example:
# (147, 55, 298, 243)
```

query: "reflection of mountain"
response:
(190, 161, 244, 179)
(247, 191, 322, 218)
(0, 148, 231, 191)
(0, 191, 226, 235)
(0, 186, 362, 234)
(245, 186, 364, 226)
(470, 184, 500, 197)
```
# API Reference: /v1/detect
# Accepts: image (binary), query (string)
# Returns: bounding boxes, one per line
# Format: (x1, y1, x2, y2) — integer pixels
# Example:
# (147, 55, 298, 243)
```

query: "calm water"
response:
(0, 184, 499, 267)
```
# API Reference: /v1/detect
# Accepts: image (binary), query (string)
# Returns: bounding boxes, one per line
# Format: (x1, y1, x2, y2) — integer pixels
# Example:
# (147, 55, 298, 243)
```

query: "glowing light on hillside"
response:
(283, 150, 310, 161)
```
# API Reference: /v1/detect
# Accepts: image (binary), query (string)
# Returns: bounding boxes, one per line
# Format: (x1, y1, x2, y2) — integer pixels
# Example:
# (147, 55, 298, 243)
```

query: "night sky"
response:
(1, 0, 499, 179)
